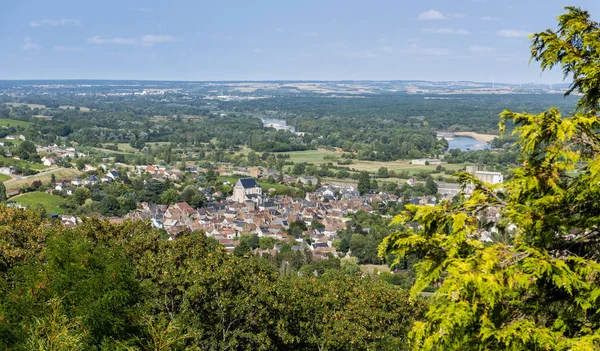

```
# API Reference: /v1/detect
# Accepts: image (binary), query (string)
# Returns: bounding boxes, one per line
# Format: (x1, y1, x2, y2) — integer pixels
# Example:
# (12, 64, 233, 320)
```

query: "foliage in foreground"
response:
(380, 7, 600, 350)
(0, 205, 424, 350)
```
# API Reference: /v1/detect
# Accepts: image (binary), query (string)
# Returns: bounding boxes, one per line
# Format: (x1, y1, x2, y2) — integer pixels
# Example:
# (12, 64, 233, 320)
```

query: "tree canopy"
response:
(380, 7, 600, 350)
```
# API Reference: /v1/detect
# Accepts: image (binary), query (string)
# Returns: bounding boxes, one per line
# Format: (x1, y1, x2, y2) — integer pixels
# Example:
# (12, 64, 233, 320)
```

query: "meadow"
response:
(4, 168, 82, 194)
(0, 118, 32, 128)
(8, 191, 65, 214)
(0, 156, 48, 170)
(276, 149, 465, 175)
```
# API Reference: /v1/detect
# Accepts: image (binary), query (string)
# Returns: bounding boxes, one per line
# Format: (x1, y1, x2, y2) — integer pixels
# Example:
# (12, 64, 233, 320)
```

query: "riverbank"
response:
(448, 131, 498, 143)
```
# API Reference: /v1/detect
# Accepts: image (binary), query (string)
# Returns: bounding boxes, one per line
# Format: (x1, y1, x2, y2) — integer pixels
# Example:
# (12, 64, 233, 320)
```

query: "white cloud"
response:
(88, 35, 179, 46)
(252, 48, 263, 53)
(54, 45, 82, 52)
(141, 35, 179, 46)
(480, 16, 499, 21)
(422, 28, 471, 35)
(403, 47, 450, 56)
(418, 10, 446, 20)
(303, 32, 319, 37)
(381, 46, 394, 52)
(30, 19, 81, 27)
(21, 42, 41, 50)
(351, 51, 379, 58)
(469, 45, 494, 55)
(497, 29, 530, 37)
(88, 36, 137, 45)
(418, 10, 465, 20)
(21, 37, 41, 50)
(417, 10, 446, 20)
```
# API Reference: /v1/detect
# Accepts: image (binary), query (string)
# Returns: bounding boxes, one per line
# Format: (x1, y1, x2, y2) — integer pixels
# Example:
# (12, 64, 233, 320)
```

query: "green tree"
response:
(380, 7, 600, 350)
(0, 181, 6, 201)
(424, 176, 438, 195)
(310, 218, 325, 230)
(158, 188, 179, 205)
(276, 272, 425, 350)
(75, 158, 86, 171)
(357, 171, 371, 196)
(376, 167, 389, 178)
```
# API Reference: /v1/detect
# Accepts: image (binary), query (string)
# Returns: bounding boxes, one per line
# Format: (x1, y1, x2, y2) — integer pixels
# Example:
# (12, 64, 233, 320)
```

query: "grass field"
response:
(4, 168, 82, 194)
(0, 118, 31, 128)
(8, 192, 65, 214)
(0, 138, 23, 145)
(6, 102, 46, 109)
(59, 105, 90, 112)
(277, 149, 465, 175)
(115, 143, 138, 153)
(0, 174, 11, 182)
(0, 156, 47, 170)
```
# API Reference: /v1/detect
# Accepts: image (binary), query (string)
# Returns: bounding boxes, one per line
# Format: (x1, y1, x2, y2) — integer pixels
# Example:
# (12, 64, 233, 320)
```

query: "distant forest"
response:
(0, 92, 578, 161)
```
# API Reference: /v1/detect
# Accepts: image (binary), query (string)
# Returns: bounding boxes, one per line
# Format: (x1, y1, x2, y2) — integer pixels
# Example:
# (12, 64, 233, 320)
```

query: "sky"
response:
(1, 0, 600, 83)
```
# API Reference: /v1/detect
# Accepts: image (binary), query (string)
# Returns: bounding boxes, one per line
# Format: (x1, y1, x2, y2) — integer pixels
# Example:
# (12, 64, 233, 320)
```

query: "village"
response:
(5, 142, 504, 261)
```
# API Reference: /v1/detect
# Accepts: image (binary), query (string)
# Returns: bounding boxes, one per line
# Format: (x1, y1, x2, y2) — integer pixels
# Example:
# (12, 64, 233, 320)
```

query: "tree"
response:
(380, 7, 600, 350)
(158, 188, 179, 205)
(376, 167, 389, 178)
(310, 219, 325, 230)
(75, 158, 86, 171)
(0, 182, 6, 201)
(276, 272, 425, 350)
(357, 171, 371, 195)
(50, 173, 56, 186)
(424, 176, 438, 195)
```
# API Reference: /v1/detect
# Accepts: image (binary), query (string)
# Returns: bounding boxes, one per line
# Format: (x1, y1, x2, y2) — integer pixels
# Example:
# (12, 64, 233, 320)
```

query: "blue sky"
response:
(1, 0, 599, 83)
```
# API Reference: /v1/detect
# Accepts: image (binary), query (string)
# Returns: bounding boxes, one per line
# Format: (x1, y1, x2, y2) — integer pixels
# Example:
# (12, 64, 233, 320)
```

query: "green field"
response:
(9, 192, 65, 214)
(59, 105, 90, 112)
(0, 156, 48, 170)
(4, 168, 81, 195)
(277, 149, 465, 175)
(0, 174, 11, 182)
(0, 138, 23, 145)
(6, 102, 46, 110)
(275, 149, 339, 164)
(0, 118, 32, 128)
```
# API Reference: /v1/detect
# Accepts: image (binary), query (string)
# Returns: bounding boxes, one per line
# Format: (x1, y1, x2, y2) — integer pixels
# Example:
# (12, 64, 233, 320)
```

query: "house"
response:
(71, 177, 82, 186)
(297, 176, 319, 186)
(84, 175, 99, 185)
(42, 156, 57, 166)
(107, 169, 120, 180)
(232, 178, 263, 204)
(0, 166, 15, 175)
(5, 135, 25, 141)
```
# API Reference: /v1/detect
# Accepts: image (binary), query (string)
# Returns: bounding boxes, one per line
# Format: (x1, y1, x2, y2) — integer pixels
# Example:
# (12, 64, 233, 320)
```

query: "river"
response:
(437, 133, 489, 151)
(262, 118, 295, 132)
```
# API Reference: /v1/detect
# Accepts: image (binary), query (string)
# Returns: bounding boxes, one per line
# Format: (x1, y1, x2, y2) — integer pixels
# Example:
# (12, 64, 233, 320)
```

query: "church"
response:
(232, 177, 263, 204)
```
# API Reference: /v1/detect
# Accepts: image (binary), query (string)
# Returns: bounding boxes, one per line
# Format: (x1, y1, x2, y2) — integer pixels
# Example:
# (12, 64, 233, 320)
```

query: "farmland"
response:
(4, 168, 82, 194)
(0, 118, 31, 128)
(277, 149, 465, 175)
